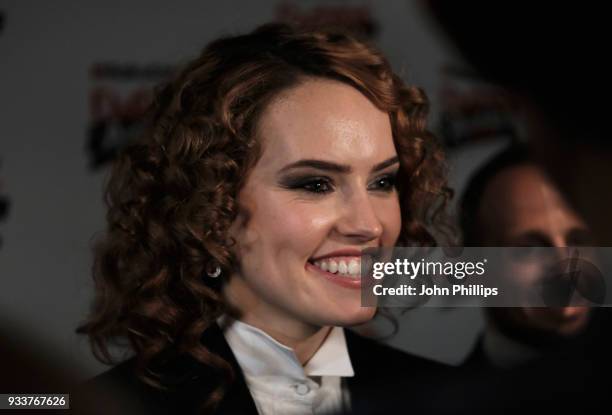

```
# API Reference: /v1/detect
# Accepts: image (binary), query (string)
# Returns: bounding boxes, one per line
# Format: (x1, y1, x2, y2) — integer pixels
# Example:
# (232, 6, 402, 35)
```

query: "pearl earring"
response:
(207, 264, 221, 278)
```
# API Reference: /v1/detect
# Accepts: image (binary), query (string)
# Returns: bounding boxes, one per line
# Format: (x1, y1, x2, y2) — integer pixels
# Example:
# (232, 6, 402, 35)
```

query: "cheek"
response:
(238, 193, 338, 264)
(267, 199, 337, 246)
(511, 264, 542, 287)
(380, 197, 402, 245)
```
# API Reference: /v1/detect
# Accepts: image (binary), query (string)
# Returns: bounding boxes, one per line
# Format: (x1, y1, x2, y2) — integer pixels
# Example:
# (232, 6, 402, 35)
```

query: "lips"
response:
(306, 262, 362, 290)
(306, 248, 378, 289)
(306, 254, 365, 290)
(309, 248, 364, 262)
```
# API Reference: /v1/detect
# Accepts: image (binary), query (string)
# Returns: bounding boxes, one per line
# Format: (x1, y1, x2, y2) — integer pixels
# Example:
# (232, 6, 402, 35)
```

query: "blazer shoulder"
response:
(77, 359, 174, 415)
(78, 336, 257, 415)
(84, 358, 158, 398)
(87, 358, 137, 385)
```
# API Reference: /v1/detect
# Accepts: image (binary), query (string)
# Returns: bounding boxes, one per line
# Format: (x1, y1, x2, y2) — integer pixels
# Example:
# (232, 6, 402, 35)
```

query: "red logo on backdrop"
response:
(86, 62, 175, 169)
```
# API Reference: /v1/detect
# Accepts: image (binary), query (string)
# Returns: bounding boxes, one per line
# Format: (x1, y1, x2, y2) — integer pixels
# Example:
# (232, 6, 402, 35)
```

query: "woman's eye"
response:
(301, 178, 333, 194)
(369, 174, 397, 192)
(280, 176, 335, 195)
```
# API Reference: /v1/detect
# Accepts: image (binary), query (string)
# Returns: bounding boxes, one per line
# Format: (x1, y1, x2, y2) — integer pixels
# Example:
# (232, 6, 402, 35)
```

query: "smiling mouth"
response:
(307, 256, 361, 279)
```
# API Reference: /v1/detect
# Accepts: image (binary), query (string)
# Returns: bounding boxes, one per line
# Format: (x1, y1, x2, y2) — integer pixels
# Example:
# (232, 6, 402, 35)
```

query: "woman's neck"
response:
(267, 323, 332, 366)
(222, 278, 334, 365)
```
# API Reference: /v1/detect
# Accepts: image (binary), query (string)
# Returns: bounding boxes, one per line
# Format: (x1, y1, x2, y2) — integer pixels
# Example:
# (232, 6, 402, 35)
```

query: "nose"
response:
(551, 234, 569, 250)
(334, 190, 384, 243)
(548, 245, 569, 264)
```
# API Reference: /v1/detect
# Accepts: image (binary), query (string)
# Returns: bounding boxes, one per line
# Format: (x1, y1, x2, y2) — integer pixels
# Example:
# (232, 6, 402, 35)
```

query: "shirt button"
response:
(295, 383, 310, 395)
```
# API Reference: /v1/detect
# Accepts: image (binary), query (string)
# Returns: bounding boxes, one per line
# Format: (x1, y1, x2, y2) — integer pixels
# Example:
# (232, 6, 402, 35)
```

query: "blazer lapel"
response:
(345, 329, 382, 414)
(162, 323, 259, 415)
(203, 323, 259, 415)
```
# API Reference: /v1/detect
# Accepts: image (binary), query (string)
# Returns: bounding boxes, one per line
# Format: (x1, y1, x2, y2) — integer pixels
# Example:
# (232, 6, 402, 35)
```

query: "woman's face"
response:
(223, 79, 401, 335)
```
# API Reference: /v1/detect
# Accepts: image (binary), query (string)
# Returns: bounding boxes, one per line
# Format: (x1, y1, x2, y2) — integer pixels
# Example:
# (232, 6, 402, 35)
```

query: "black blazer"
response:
(80, 324, 453, 415)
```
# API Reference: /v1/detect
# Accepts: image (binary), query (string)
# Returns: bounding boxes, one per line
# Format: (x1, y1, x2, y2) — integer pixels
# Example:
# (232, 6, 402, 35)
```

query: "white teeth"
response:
(348, 259, 360, 276)
(312, 257, 360, 278)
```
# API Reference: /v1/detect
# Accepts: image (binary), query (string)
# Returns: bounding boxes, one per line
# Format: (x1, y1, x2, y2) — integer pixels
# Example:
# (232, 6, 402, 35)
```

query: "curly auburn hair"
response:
(78, 23, 452, 412)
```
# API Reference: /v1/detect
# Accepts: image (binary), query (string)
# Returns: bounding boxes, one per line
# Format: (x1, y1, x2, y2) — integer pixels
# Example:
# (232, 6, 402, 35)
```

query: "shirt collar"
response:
(218, 316, 354, 381)
(304, 324, 354, 377)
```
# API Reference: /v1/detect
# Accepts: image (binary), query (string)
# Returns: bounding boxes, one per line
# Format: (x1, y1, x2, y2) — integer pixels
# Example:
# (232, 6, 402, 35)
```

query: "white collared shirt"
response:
(218, 317, 354, 415)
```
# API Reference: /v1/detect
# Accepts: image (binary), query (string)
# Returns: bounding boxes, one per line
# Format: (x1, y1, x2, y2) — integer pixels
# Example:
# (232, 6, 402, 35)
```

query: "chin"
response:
(533, 309, 591, 337)
(326, 305, 377, 327)
(555, 318, 590, 336)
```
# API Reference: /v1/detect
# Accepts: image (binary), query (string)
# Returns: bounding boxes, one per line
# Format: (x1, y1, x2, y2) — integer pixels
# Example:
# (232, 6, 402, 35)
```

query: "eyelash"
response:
(287, 174, 398, 195)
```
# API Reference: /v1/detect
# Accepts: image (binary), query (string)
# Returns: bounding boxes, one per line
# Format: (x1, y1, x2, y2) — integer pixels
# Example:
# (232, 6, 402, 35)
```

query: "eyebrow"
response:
(278, 156, 399, 174)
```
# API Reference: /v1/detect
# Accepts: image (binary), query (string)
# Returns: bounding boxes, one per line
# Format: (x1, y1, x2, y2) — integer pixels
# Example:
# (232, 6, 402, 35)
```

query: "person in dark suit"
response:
(460, 145, 593, 370)
(425, 4, 612, 410)
(446, 145, 607, 412)
(76, 23, 453, 415)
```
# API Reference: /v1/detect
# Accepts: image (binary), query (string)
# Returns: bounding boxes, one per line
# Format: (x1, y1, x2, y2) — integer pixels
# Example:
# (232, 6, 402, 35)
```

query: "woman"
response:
(78, 23, 452, 415)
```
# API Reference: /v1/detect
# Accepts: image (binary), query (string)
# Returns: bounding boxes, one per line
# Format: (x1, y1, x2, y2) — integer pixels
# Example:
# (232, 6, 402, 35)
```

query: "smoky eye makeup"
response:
(368, 169, 400, 192)
(278, 174, 335, 194)
(278, 170, 400, 195)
